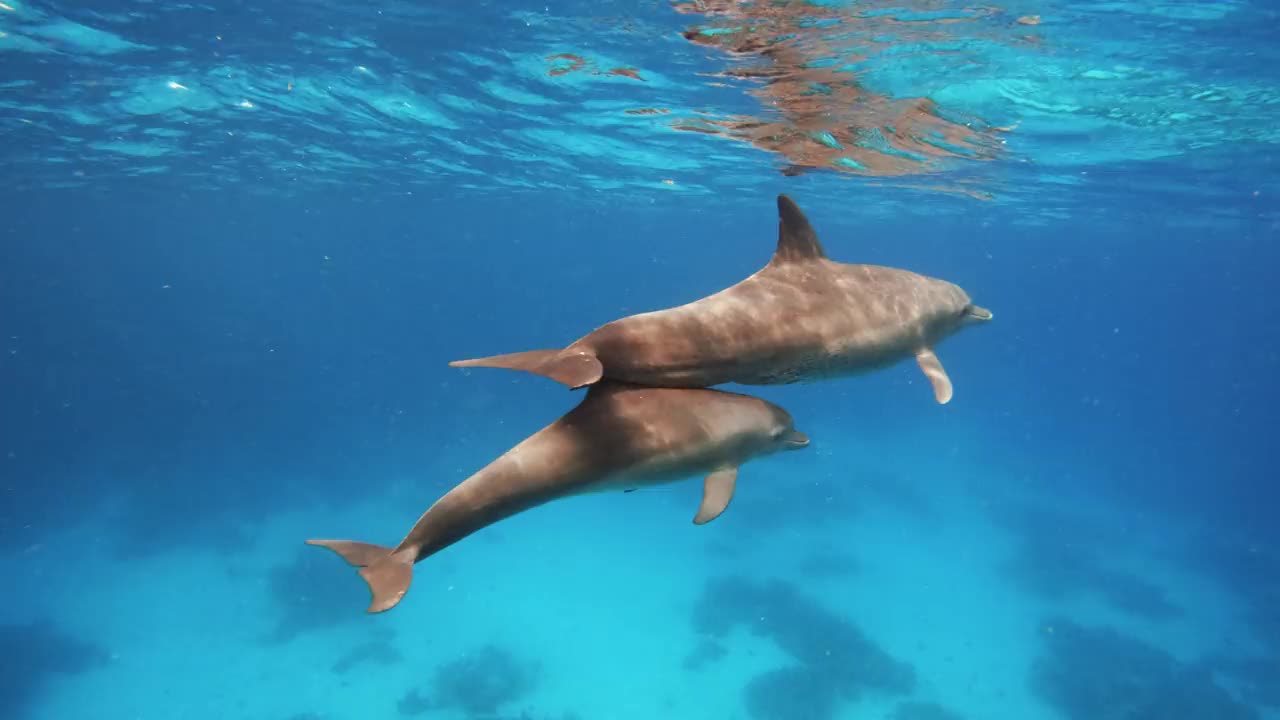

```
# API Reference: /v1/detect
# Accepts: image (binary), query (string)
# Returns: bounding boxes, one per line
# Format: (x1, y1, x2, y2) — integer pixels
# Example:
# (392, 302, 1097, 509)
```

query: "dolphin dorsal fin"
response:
(770, 194, 827, 266)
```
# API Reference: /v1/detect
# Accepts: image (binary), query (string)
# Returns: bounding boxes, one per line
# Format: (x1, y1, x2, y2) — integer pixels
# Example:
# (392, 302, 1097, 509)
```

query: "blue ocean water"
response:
(2, 1, 1279, 719)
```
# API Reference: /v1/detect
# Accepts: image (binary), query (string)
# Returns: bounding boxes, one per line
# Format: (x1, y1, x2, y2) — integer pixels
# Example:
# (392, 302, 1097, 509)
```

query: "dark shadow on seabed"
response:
(689, 574, 916, 720)
(0, 622, 108, 720)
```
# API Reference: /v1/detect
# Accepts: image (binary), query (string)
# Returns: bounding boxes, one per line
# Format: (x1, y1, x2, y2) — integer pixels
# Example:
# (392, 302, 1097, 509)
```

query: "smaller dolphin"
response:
(450, 194, 992, 404)
(307, 382, 809, 614)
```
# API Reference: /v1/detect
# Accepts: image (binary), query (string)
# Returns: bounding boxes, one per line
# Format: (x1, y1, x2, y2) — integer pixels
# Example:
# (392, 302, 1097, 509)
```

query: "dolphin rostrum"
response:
(450, 194, 992, 404)
(307, 382, 809, 613)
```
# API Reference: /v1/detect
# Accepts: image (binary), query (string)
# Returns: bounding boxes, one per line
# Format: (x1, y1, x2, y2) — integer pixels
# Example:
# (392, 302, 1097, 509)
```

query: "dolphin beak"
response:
(783, 431, 809, 449)
(965, 304, 993, 321)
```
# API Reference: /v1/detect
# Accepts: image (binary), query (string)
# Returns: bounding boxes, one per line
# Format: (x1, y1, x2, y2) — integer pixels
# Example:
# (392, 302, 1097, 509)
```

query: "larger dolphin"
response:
(307, 382, 809, 614)
(450, 194, 992, 404)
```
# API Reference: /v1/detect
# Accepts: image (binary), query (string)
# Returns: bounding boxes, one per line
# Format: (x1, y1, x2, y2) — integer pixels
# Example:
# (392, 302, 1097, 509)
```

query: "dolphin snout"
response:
(782, 430, 809, 449)
(965, 304, 993, 321)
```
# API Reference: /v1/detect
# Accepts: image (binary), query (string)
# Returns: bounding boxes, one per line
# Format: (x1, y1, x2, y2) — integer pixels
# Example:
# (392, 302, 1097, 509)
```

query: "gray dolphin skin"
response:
(450, 194, 992, 404)
(307, 382, 809, 613)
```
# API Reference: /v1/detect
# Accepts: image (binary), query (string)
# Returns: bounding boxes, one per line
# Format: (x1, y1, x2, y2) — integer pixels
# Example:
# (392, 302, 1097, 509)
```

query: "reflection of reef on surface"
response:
(691, 575, 915, 720)
(670, 0, 1012, 188)
(398, 644, 539, 718)
(0, 622, 108, 720)
(1031, 617, 1258, 720)
(545, 53, 646, 82)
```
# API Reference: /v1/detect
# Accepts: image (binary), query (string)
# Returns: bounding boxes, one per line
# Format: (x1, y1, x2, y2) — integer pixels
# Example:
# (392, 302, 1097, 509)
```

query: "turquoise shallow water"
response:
(6, 419, 1271, 720)
(3, 1, 1279, 720)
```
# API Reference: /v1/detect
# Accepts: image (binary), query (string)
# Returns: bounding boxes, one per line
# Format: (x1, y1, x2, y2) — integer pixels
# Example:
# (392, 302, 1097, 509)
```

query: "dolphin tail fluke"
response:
(448, 348, 603, 389)
(306, 539, 415, 614)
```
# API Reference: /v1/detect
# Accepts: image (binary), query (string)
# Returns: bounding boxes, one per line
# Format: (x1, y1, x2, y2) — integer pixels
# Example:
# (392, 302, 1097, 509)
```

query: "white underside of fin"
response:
(694, 466, 739, 525)
(916, 347, 953, 404)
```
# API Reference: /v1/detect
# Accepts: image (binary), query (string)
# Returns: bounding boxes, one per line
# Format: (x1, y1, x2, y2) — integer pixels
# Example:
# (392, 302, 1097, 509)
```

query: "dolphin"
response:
(307, 381, 809, 613)
(450, 194, 992, 404)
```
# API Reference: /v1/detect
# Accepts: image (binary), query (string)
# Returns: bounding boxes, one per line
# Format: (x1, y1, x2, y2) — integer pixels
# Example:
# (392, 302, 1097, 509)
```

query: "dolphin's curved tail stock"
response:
(305, 539, 415, 613)
(449, 348, 603, 390)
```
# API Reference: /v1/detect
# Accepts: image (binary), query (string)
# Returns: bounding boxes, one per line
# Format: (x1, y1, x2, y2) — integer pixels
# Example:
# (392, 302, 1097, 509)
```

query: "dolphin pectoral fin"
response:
(694, 467, 739, 525)
(449, 348, 603, 389)
(537, 350, 604, 389)
(915, 347, 953, 404)
(306, 539, 415, 614)
(449, 349, 559, 375)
